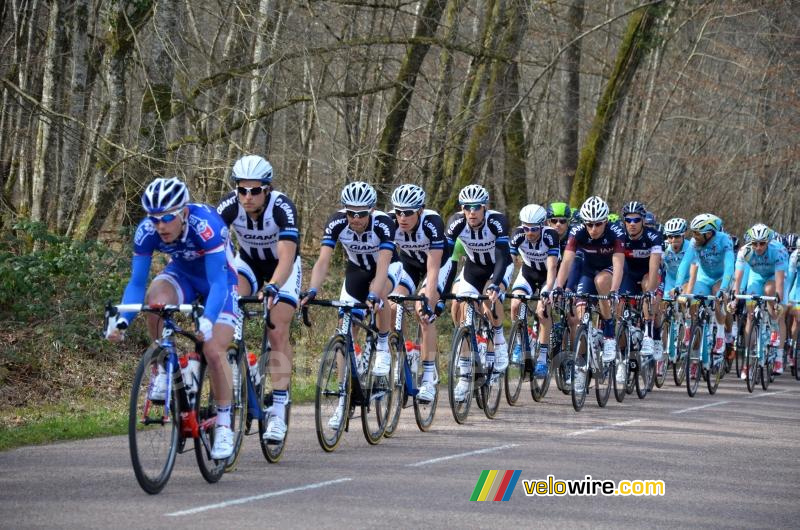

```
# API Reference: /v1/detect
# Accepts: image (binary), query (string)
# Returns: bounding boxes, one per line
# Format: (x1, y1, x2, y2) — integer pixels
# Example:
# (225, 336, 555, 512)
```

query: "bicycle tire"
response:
(635, 351, 651, 399)
(383, 332, 405, 438)
(361, 336, 392, 445)
(794, 333, 800, 381)
(128, 345, 178, 495)
(556, 326, 573, 395)
(258, 350, 291, 464)
(530, 326, 552, 403)
(686, 324, 702, 397)
(613, 324, 630, 403)
(745, 325, 759, 393)
(314, 335, 350, 452)
(673, 321, 687, 386)
(481, 351, 503, 419)
(448, 326, 474, 424)
(413, 354, 438, 432)
(194, 361, 225, 484)
(225, 347, 248, 472)
(707, 347, 723, 396)
(504, 321, 526, 405)
(761, 346, 774, 391)
(571, 327, 589, 412)
(595, 356, 612, 408)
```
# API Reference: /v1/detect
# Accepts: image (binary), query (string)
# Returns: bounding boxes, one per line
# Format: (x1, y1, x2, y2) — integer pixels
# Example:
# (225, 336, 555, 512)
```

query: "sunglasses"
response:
(584, 221, 605, 229)
(394, 208, 417, 218)
(462, 204, 484, 212)
(237, 185, 267, 196)
(666, 234, 683, 239)
(624, 216, 642, 224)
(345, 209, 371, 219)
(549, 218, 568, 225)
(752, 241, 768, 248)
(149, 211, 181, 225)
(522, 225, 542, 232)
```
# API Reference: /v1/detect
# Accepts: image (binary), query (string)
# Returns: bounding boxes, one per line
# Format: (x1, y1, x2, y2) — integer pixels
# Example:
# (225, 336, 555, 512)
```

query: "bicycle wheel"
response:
(413, 354, 438, 432)
(654, 327, 669, 388)
(707, 345, 723, 396)
(745, 325, 759, 393)
(481, 350, 503, 419)
(448, 326, 474, 424)
(635, 351, 652, 399)
(224, 347, 247, 472)
(361, 336, 393, 445)
(571, 327, 589, 412)
(315, 335, 351, 452)
(761, 346, 774, 391)
(194, 361, 225, 484)
(686, 324, 703, 397)
(595, 354, 612, 408)
(673, 321, 687, 386)
(258, 351, 291, 464)
(613, 325, 630, 403)
(383, 332, 405, 438)
(504, 321, 526, 405)
(794, 333, 800, 381)
(128, 345, 179, 495)
(555, 325, 573, 395)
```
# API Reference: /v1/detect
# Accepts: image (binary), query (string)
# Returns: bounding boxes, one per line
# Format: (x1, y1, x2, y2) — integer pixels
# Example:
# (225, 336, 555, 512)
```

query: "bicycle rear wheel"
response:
(673, 321, 687, 386)
(225, 347, 247, 472)
(481, 353, 503, 419)
(636, 352, 653, 399)
(555, 325, 573, 395)
(761, 346, 774, 391)
(413, 356, 438, 432)
(707, 347, 723, 395)
(595, 357, 612, 408)
(504, 321, 526, 405)
(613, 325, 630, 403)
(315, 335, 350, 452)
(361, 337, 393, 444)
(744, 325, 759, 393)
(383, 332, 405, 438)
(571, 327, 589, 412)
(686, 324, 703, 397)
(128, 345, 179, 495)
(448, 326, 474, 424)
(194, 361, 225, 484)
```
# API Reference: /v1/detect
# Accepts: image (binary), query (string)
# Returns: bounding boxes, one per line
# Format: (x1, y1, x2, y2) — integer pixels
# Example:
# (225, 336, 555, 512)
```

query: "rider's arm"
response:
(647, 252, 662, 292)
(545, 255, 558, 292)
(202, 250, 233, 324)
(119, 254, 153, 323)
(267, 195, 300, 288)
(611, 252, 625, 292)
(487, 212, 511, 287)
(368, 214, 396, 297)
(719, 241, 735, 291)
(555, 250, 576, 288)
(675, 243, 696, 287)
(731, 268, 743, 295)
(425, 249, 443, 307)
(369, 248, 393, 296)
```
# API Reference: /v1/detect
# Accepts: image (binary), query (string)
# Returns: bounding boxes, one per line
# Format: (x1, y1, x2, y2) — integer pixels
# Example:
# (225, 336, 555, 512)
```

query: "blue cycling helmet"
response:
(141, 177, 190, 214)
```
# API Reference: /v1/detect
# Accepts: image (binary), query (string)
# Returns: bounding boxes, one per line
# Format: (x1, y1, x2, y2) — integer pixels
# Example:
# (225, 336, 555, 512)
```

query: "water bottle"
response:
(248, 352, 261, 386)
(179, 352, 201, 396)
(405, 340, 420, 374)
(631, 328, 643, 352)
(230, 356, 240, 398)
(477, 334, 488, 366)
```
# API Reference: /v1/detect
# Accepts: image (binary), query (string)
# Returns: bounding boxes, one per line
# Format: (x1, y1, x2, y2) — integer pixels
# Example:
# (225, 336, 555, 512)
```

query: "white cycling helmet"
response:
(519, 204, 547, 225)
(391, 184, 426, 209)
(689, 213, 718, 234)
(579, 196, 609, 223)
(231, 155, 273, 184)
(340, 181, 377, 207)
(458, 184, 489, 205)
(664, 217, 687, 236)
(746, 223, 771, 242)
(141, 177, 190, 214)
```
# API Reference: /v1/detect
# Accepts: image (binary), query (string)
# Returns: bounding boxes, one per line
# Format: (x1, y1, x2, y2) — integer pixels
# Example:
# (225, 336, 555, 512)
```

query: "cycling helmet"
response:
(340, 181, 377, 207)
(458, 184, 489, 205)
(784, 232, 799, 251)
(579, 196, 609, 223)
(519, 204, 547, 225)
(746, 223, 771, 242)
(231, 155, 273, 184)
(608, 213, 620, 223)
(391, 184, 426, 209)
(622, 201, 647, 217)
(141, 177, 190, 214)
(664, 217, 687, 236)
(546, 202, 572, 219)
(644, 211, 657, 226)
(690, 213, 718, 234)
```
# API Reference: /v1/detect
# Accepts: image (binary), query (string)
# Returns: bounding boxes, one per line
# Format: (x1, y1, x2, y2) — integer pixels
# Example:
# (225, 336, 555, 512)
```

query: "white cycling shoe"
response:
(210, 426, 234, 460)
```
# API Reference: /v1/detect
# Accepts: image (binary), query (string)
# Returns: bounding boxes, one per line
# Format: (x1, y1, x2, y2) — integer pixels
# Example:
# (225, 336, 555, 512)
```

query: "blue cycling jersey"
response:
(663, 238, 690, 280)
(735, 240, 788, 277)
(675, 231, 735, 290)
(121, 203, 237, 324)
(785, 249, 799, 302)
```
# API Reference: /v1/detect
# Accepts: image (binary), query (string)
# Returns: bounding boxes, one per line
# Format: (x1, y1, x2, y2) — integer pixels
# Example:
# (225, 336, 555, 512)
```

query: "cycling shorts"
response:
(154, 263, 240, 330)
(511, 266, 547, 296)
(235, 254, 302, 307)
(455, 260, 514, 297)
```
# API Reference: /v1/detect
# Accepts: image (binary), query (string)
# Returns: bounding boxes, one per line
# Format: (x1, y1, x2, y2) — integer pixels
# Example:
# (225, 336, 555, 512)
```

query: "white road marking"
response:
(406, 443, 520, 467)
(566, 419, 642, 437)
(164, 477, 352, 516)
(746, 389, 793, 399)
(671, 400, 730, 414)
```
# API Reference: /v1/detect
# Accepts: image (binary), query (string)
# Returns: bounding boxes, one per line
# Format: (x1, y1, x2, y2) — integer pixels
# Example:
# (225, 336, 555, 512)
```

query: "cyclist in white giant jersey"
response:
(388, 184, 453, 402)
(106, 178, 239, 460)
(509, 204, 560, 376)
(303, 182, 400, 390)
(445, 184, 513, 402)
(217, 155, 300, 442)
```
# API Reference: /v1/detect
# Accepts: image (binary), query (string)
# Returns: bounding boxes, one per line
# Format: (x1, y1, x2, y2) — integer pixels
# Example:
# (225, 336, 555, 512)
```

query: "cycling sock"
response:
(272, 389, 288, 420)
(493, 326, 506, 345)
(603, 318, 615, 339)
(216, 405, 231, 428)
(538, 344, 549, 363)
(378, 331, 389, 350)
(422, 361, 436, 383)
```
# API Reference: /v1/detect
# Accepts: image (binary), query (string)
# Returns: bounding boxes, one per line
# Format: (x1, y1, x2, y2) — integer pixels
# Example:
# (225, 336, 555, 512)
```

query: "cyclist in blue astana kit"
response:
(509, 204, 560, 376)
(662, 218, 691, 296)
(674, 213, 735, 355)
(217, 155, 300, 442)
(445, 184, 513, 401)
(106, 177, 240, 460)
(730, 223, 788, 373)
(785, 239, 800, 366)
(553, 196, 625, 380)
(388, 184, 453, 402)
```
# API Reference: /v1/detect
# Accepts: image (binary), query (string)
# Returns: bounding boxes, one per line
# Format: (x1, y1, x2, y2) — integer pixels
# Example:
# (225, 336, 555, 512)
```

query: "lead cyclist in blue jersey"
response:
(673, 213, 735, 357)
(105, 177, 240, 460)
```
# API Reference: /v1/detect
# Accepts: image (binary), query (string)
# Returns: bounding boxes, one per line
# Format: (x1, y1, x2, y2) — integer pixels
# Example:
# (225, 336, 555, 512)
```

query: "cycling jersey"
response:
(445, 210, 512, 287)
(510, 226, 560, 271)
(662, 238, 690, 294)
(675, 231, 735, 293)
(735, 240, 788, 296)
(621, 227, 663, 277)
(321, 210, 396, 271)
(786, 249, 799, 303)
(390, 209, 453, 294)
(565, 223, 625, 272)
(122, 203, 238, 327)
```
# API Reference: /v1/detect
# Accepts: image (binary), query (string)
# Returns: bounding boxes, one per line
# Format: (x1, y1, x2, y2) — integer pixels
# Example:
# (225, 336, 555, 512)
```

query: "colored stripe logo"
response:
(470, 470, 522, 501)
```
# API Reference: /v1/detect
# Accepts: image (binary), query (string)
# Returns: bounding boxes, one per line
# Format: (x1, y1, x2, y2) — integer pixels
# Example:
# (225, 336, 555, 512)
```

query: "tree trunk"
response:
(569, 5, 658, 207)
(558, 0, 584, 199)
(502, 61, 526, 213)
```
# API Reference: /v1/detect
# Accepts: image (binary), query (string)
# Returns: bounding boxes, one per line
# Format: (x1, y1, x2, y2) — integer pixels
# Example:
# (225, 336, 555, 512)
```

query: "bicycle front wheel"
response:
(448, 326, 474, 424)
(635, 352, 653, 399)
(481, 355, 503, 419)
(194, 361, 225, 484)
(504, 321, 526, 405)
(225, 347, 247, 472)
(744, 325, 759, 393)
(686, 324, 703, 397)
(258, 351, 291, 464)
(673, 321, 687, 386)
(361, 338, 393, 445)
(571, 327, 589, 412)
(761, 346, 774, 391)
(315, 335, 351, 452)
(613, 325, 630, 403)
(383, 332, 405, 438)
(128, 345, 179, 495)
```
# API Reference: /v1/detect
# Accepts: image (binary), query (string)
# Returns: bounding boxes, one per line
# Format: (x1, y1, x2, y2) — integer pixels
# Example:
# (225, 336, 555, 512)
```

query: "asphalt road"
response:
(1, 372, 798, 529)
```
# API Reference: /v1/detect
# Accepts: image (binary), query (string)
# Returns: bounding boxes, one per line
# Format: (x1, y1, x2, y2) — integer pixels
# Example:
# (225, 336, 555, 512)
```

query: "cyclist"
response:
(546, 202, 572, 257)
(445, 184, 512, 401)
(387, 184, 452, 402)
(730, 224, 788, 374)
(673, 214, 735, 373)
(302, 182, 401, 428)
(645, 210, 664, 237)
(509, 204, 560, 375)
(662, 218, 690, 297)
(785, 239, 800, 369)
(552, 196, 625, 392)
(619, 202, 664, 363)
(106, 177, 240, 460)
(217, 155, 300, 442)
